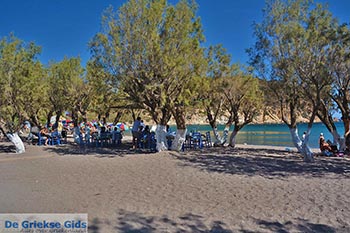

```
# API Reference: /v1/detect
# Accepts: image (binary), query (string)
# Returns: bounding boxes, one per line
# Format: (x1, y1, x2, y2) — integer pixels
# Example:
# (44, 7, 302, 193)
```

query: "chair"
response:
(50, 131, 61, 145)
(182, 135, 193, 151)
(91, 132, 100, 147)
(149, 132, 157, 152)
(99, 132, 111, 147)
(37, 132, 47, 146)
(191, 132, 203, 149)
(202, 131, 212, 148)
(61, 130, 68, 144)
(112, 131, 122, 146)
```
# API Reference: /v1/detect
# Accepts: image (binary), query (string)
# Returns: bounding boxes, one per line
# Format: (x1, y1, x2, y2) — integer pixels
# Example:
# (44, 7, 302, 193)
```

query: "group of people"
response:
(23, 119, 125, 146)
(318, 133, 335, 155)
(37, 122, 64, 146)
(300, 130, 350, 156)
(76, 121, 124, 146)
(131, 117, 155, 150)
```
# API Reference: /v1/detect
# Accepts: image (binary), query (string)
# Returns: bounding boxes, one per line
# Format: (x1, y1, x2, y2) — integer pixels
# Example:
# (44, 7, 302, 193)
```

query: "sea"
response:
(170, 122, 345, 149)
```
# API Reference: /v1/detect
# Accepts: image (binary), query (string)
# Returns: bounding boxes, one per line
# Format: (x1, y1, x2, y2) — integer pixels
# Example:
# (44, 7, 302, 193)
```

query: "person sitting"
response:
(112, 127, 122, 145)
(140, 125, 151, 149)
(319, 133, 333, 155)
(39, 127, 50, 146)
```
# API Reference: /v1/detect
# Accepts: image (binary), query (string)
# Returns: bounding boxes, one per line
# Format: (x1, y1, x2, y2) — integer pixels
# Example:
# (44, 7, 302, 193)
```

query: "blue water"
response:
(171, 122, 345, 149)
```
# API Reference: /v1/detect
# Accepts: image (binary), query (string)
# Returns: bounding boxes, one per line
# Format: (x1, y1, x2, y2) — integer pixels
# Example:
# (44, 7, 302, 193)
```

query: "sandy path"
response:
(0, 142, 350, 232)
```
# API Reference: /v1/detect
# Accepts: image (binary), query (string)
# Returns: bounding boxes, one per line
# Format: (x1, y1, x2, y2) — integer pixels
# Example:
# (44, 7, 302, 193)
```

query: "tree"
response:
(249, 0, 336, 161)
(319, 23, 350, 150)
(90, 0, 205, 151)
(203, 45, 263, 147)
(47, 57, 85, 127)
(0, 34, 43, 153)
(202, 45, 232, 145)
(223, 71, 263, 148)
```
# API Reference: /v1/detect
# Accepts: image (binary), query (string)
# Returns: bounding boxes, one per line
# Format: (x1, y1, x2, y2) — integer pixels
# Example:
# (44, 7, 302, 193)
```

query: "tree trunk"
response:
(73, 126, 81, 144)
(289, 127, 303, 152)
(7, 132, 25, 154)
(0, 125, 25, 154)
(55, 111, 62, 124)
(81, 111, 87, 123)
(156, 125, 168, 152)
(207, 108, 221, 143)
(344, 118, 350, 151)
(300, 132, 314, 162)
(172, 108, 187, 151)
(211, 127, 223, 145)
(47, 111, 53, 127)
(71, 111, 79, 128)
(113, 112, 122, 125)
(30, 115, 40, 127)
(330, 130, 345, 151)
(228, 130, 238, 148)
(172, 129, 187, 151)
(220, 124, 231, 145)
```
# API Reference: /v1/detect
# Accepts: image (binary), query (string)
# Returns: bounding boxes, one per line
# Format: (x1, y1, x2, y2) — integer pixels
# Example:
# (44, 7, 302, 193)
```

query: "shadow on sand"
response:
(173, 147, 350, 179)
(0, 144, 16, 153)
(42, 142, 156, 158)
(89, 209, 233, 233)
(242, 218, 341, 233)
(88, 209, 341, 233)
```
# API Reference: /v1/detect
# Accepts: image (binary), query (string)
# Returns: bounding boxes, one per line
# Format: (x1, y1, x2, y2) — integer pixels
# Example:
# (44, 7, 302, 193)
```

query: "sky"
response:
(1, 0, 350, 67)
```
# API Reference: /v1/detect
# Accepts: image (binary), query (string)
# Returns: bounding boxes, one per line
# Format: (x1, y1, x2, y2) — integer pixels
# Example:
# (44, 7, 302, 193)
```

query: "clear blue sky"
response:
(1, 0, 349, 67)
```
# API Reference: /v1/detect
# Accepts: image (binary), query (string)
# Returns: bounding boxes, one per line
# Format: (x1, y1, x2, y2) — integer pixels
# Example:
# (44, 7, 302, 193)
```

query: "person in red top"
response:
(319, 133, 332, 152)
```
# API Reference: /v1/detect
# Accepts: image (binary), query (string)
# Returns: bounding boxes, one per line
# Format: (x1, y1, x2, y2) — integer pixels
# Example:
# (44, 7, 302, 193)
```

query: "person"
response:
(166, 124, 175, 149)
(302, 131, 306, 142)
(39, 127, 50, 146)
(132, 117, 141, 149)
(112, 127, 122, 145)
(57, 120, 63, 136)
(139, 120, 145, 132)
(140, 125, 151, 148)
(319, 133, 332, 154)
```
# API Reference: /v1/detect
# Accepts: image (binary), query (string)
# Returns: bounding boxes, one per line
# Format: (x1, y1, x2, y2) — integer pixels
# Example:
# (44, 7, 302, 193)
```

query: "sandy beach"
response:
(0, 140, 350, 233)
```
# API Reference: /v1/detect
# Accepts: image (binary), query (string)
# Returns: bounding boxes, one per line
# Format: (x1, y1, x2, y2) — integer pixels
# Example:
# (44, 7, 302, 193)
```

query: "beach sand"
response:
(0, 141, 349, 232)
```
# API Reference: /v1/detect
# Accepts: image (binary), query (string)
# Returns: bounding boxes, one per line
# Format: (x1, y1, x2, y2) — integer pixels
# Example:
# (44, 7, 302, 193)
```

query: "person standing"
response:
(132, 117, 141, 149)
(302, 131, 306, 142)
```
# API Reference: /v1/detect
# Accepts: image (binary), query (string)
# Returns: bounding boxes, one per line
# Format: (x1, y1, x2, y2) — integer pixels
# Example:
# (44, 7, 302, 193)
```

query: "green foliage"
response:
(47, 57, 84, 114)
(220, 67, 263, 129)
(86, 61, 121, 119)
(0, 34, 44, 131)
(203, 44, 263, 130)
(249, 0, 337, 128)
(90, 0, 206, 126)
(327, 23, 350, 119)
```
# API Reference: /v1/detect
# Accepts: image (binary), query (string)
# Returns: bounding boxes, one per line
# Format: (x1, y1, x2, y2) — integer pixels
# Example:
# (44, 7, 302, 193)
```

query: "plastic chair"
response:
(50, 131, 61, 145)
(202, 131, 212, 148)
(192, 132, 203, 149)
(182, 134, 193, 151)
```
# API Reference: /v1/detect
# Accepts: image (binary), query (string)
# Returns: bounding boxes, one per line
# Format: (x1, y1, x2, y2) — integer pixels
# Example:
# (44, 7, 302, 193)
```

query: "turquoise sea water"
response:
(173, 122, 345, 149)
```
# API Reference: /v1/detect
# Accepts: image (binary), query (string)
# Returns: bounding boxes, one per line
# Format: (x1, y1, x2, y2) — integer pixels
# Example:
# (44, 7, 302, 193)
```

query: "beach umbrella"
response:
(116, 122, 129, 131)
